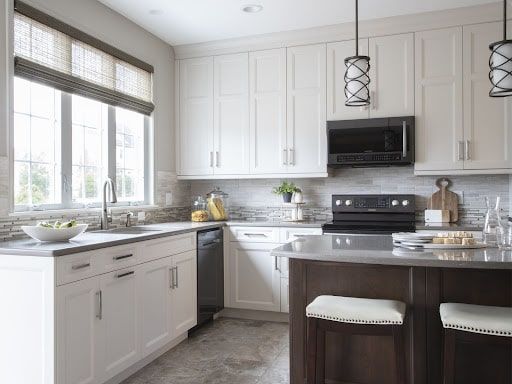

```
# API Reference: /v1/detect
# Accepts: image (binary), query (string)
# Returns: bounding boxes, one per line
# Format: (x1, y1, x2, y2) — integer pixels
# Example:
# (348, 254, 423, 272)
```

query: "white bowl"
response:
(21, 224, 88, 242)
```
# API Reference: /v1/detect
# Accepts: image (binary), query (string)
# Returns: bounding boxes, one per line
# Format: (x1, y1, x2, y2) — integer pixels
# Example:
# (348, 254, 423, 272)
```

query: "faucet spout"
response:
(101, 178, 117, 230)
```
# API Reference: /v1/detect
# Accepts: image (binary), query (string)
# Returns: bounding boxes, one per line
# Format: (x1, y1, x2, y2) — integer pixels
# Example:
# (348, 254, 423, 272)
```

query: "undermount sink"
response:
(93, 227, 162, 235)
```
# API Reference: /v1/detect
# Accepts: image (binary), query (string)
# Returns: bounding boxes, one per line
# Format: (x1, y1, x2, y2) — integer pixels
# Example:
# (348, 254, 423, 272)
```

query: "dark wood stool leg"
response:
(316, 326, 325, 383)
(443, 328, 456, 384)
(307, 317, 319, 384)
(392, 325, 406, 384)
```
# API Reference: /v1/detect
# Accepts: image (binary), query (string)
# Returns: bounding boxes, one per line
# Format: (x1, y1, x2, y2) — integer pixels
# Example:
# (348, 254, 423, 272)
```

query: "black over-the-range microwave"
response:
(327, 116, 415, 167)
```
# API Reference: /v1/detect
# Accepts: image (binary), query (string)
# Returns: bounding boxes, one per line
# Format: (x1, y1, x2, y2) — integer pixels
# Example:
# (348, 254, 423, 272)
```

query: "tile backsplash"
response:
(191, 167, 510, 226)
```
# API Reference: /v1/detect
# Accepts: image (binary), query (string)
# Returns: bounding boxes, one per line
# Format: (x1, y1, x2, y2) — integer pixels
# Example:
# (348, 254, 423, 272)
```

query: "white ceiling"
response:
(97, 0, 498, 46)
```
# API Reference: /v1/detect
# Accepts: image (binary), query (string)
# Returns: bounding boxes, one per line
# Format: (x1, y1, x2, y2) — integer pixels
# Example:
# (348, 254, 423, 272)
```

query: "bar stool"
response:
(440, 303, 512, 383)
(306, 295, 407, 384)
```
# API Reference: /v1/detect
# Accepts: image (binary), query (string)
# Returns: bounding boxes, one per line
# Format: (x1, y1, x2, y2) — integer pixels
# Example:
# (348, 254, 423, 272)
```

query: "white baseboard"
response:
(104, 333, 188, 384)
(219, 307, 289, 323)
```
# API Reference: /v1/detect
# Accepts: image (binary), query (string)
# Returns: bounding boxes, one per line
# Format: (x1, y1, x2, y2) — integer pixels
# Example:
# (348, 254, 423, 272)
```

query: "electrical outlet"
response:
(137, 211, 146, 222)
(165, 192, 173, 206)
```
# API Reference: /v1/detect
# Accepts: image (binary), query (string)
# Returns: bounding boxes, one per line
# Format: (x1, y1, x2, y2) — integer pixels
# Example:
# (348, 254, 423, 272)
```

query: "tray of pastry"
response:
(394, 231, 486, 249)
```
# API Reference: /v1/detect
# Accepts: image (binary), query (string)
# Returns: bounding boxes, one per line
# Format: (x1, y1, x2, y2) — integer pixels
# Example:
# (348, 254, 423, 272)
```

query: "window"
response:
(12, 2, 154, 211)
(13, 77, 149, 211)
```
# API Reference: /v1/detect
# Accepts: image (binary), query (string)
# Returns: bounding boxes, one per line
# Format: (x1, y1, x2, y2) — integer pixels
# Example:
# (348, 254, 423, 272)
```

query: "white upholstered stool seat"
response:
(306, 295, 406, 325)
(440, 303, 512, 337)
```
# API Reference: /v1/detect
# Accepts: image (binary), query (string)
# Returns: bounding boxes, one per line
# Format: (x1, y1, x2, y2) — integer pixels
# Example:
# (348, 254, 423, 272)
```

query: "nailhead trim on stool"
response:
(440, 303, 512, 337)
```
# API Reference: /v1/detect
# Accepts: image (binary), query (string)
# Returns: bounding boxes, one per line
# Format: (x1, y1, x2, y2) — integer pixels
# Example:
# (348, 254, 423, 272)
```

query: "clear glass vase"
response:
(482, 196, 503, 246)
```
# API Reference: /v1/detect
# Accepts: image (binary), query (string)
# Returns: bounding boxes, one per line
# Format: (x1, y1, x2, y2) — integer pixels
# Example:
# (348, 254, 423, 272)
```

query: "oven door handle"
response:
(402, 121, 407, 158)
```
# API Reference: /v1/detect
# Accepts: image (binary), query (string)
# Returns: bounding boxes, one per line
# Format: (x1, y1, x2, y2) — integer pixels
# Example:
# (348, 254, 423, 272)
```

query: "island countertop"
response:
(271, 234, 512, 270)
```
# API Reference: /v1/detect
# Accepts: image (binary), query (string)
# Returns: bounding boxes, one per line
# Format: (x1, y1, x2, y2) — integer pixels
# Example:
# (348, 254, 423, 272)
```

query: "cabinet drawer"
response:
(97, 243, 140, 274)
(56, 250, 100, 286)
(143, 232, 196, 263)
(229, 226, 281, 243)
(280, 227, 322, 243)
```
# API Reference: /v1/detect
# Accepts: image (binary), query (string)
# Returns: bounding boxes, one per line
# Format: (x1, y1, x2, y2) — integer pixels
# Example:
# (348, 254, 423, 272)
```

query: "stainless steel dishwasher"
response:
(192, 227, 224, 331)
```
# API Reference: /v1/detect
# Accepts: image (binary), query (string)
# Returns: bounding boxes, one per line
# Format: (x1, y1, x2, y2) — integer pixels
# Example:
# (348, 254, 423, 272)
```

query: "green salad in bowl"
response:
(23, 220, 88, 242)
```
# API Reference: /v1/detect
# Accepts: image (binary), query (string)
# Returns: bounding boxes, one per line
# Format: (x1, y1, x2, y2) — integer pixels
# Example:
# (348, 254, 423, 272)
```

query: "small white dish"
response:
(22, 224, 88, 242)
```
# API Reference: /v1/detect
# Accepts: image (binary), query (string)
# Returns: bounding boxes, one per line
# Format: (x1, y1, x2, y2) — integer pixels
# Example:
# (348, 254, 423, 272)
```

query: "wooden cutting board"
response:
(427, 178, 459, 222)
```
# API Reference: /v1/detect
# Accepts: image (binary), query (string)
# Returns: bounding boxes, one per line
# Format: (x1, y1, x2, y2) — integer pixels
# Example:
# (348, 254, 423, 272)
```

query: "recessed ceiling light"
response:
(241, 4, 263, 13)
(149, 9, 164, 16)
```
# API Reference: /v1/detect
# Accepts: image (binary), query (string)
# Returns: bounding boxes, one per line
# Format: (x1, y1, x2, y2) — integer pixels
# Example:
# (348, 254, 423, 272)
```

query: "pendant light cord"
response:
(355, 0, 359, 55)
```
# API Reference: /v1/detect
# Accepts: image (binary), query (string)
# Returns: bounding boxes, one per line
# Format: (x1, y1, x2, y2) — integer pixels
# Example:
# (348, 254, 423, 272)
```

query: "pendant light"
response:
(489, 0, 512, 97)
(345, 0, 370, 106)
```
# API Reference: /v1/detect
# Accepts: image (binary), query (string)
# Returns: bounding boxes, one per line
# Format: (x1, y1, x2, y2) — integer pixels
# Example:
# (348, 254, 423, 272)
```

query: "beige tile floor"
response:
(121, 318, 289, 384)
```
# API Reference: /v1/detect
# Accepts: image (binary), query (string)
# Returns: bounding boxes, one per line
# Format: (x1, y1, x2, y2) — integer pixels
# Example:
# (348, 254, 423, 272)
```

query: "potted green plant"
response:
(272, 181, 300, 203)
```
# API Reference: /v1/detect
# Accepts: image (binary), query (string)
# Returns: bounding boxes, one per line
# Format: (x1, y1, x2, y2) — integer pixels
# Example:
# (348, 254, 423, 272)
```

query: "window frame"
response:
(13, 78, 151, 212)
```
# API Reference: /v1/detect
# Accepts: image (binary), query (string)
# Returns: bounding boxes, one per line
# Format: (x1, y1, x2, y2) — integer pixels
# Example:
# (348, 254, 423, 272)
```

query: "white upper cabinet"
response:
(414, 27, 464, 172)
(179, 57, 214, 176)
(287, 44, 327, 174)
(463, 22, 512, 170)
(327, 39, 369, 120)
(214, 53, 250, 175)
(369, 33, 414, 117)
(249, 48, 288, 174)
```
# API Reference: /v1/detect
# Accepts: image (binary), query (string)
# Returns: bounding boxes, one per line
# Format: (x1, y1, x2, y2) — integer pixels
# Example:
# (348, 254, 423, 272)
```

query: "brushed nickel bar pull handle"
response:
(170, 267, 174, 289)
(175, 266, 179, 289)
(274, 256, 280, 271)
(402, 121, 407, 158)
(465, 140, 471, 160)
(215, 151, 220, 167)
(457, 141, 464, 161)
(209, 151, 214, 167)
(71, 262, 90, 270)
(96, 291, 102, 320)
(283, 149, 288, 165)
(113, 254, 133, 261)
(115, 271, 134, 279)
(244, 233, 267, 237)
(371, 90, 377, 110)
(288, 148, 295, 166)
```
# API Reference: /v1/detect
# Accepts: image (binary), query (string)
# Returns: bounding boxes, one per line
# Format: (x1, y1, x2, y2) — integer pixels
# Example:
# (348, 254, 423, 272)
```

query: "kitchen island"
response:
(271, 234, 512, 384)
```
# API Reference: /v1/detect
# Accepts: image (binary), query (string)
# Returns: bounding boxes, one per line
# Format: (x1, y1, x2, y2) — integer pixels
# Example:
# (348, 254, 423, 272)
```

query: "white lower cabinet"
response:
(226, 226, 321, 313)
(138, 256, 173, 358)
(171, 250, 197, 336)
(229, 242, 282, 311)
(56, 235, 198, 384)
(97, 269, 140, 382)
(56, 278, 99, 384)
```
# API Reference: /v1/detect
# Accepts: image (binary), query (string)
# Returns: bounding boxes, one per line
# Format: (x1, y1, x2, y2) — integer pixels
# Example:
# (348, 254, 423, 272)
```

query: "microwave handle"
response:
(402, 121, 407, 158)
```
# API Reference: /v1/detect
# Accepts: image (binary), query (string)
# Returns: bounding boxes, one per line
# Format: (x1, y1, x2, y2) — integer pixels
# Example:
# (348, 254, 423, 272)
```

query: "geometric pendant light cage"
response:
(345, 0, 371, 106)
(489, 0, 512, 97)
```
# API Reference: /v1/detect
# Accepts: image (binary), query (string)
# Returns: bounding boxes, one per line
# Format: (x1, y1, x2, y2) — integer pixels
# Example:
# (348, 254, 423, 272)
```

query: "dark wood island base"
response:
(289, 259, 512, 384)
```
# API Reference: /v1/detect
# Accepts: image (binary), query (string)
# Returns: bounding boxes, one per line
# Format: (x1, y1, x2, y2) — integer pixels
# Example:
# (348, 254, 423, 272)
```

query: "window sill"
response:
(10, 204, 160, 218)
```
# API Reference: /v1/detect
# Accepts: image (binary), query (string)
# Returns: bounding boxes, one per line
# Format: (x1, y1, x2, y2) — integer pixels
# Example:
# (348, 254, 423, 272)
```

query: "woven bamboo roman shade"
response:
(13, 1, 155, 115)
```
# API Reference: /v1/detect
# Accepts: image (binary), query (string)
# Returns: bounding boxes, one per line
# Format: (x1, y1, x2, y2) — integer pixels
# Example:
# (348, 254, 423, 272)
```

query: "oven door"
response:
(327, 116, 414, 166)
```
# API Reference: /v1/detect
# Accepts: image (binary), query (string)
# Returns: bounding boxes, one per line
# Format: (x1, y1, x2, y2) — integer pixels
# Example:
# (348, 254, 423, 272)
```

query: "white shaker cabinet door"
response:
(369, 33, 414, 117)
(214, 53, 250, 175)
(138, 256, 173, 358)
(287, 44, 327, 174)
(171, 250, 197, 337)
(96, 268, 140, 382)
(179, 57, 214, 176)
(327, 39, 370, 120)
(414, 27, 464, 171)
(463, 22, 512, 170)
(229, 242, 281, 312)
(249, 48, 288, 174)
(56, 278, 99, 384)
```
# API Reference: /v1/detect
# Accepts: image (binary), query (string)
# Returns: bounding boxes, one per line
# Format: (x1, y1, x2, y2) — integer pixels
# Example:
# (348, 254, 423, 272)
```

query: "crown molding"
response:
(174, 3, 506, 59)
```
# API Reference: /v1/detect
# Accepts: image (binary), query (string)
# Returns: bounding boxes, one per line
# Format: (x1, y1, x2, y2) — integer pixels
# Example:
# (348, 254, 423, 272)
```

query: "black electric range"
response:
(322, 194, 416, 235)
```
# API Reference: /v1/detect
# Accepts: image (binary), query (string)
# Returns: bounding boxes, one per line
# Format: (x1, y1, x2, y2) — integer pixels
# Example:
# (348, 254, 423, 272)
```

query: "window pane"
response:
(115, 107, 145, 202)
(71, 94, 107, 203)
(13, 77, 61, 207)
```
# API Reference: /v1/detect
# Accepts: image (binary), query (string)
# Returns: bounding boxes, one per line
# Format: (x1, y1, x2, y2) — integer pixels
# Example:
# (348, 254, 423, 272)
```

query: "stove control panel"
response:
(332, 194, 415, 213)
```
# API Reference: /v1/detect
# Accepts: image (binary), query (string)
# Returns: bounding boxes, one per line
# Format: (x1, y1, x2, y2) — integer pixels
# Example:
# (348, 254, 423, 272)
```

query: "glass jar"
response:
(191, 196, 209, 222)
(207, 187, 229, 221)
(497, 218, 512, 250)
(482, 196, 503, 246)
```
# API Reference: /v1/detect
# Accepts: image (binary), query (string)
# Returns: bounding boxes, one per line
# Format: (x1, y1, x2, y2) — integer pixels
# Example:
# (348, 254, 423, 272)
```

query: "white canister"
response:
(293, 191, 304, 204)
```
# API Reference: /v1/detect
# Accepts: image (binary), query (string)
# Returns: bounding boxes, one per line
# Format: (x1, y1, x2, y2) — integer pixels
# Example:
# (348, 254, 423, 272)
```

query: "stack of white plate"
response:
(392, 232, 434, 248)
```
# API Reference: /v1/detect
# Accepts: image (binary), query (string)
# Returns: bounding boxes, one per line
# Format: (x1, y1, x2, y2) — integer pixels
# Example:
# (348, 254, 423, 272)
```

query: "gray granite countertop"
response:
(0, 222, 223, 257)
(415, 223, 482, 231)
(271, 234, 512, 270)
